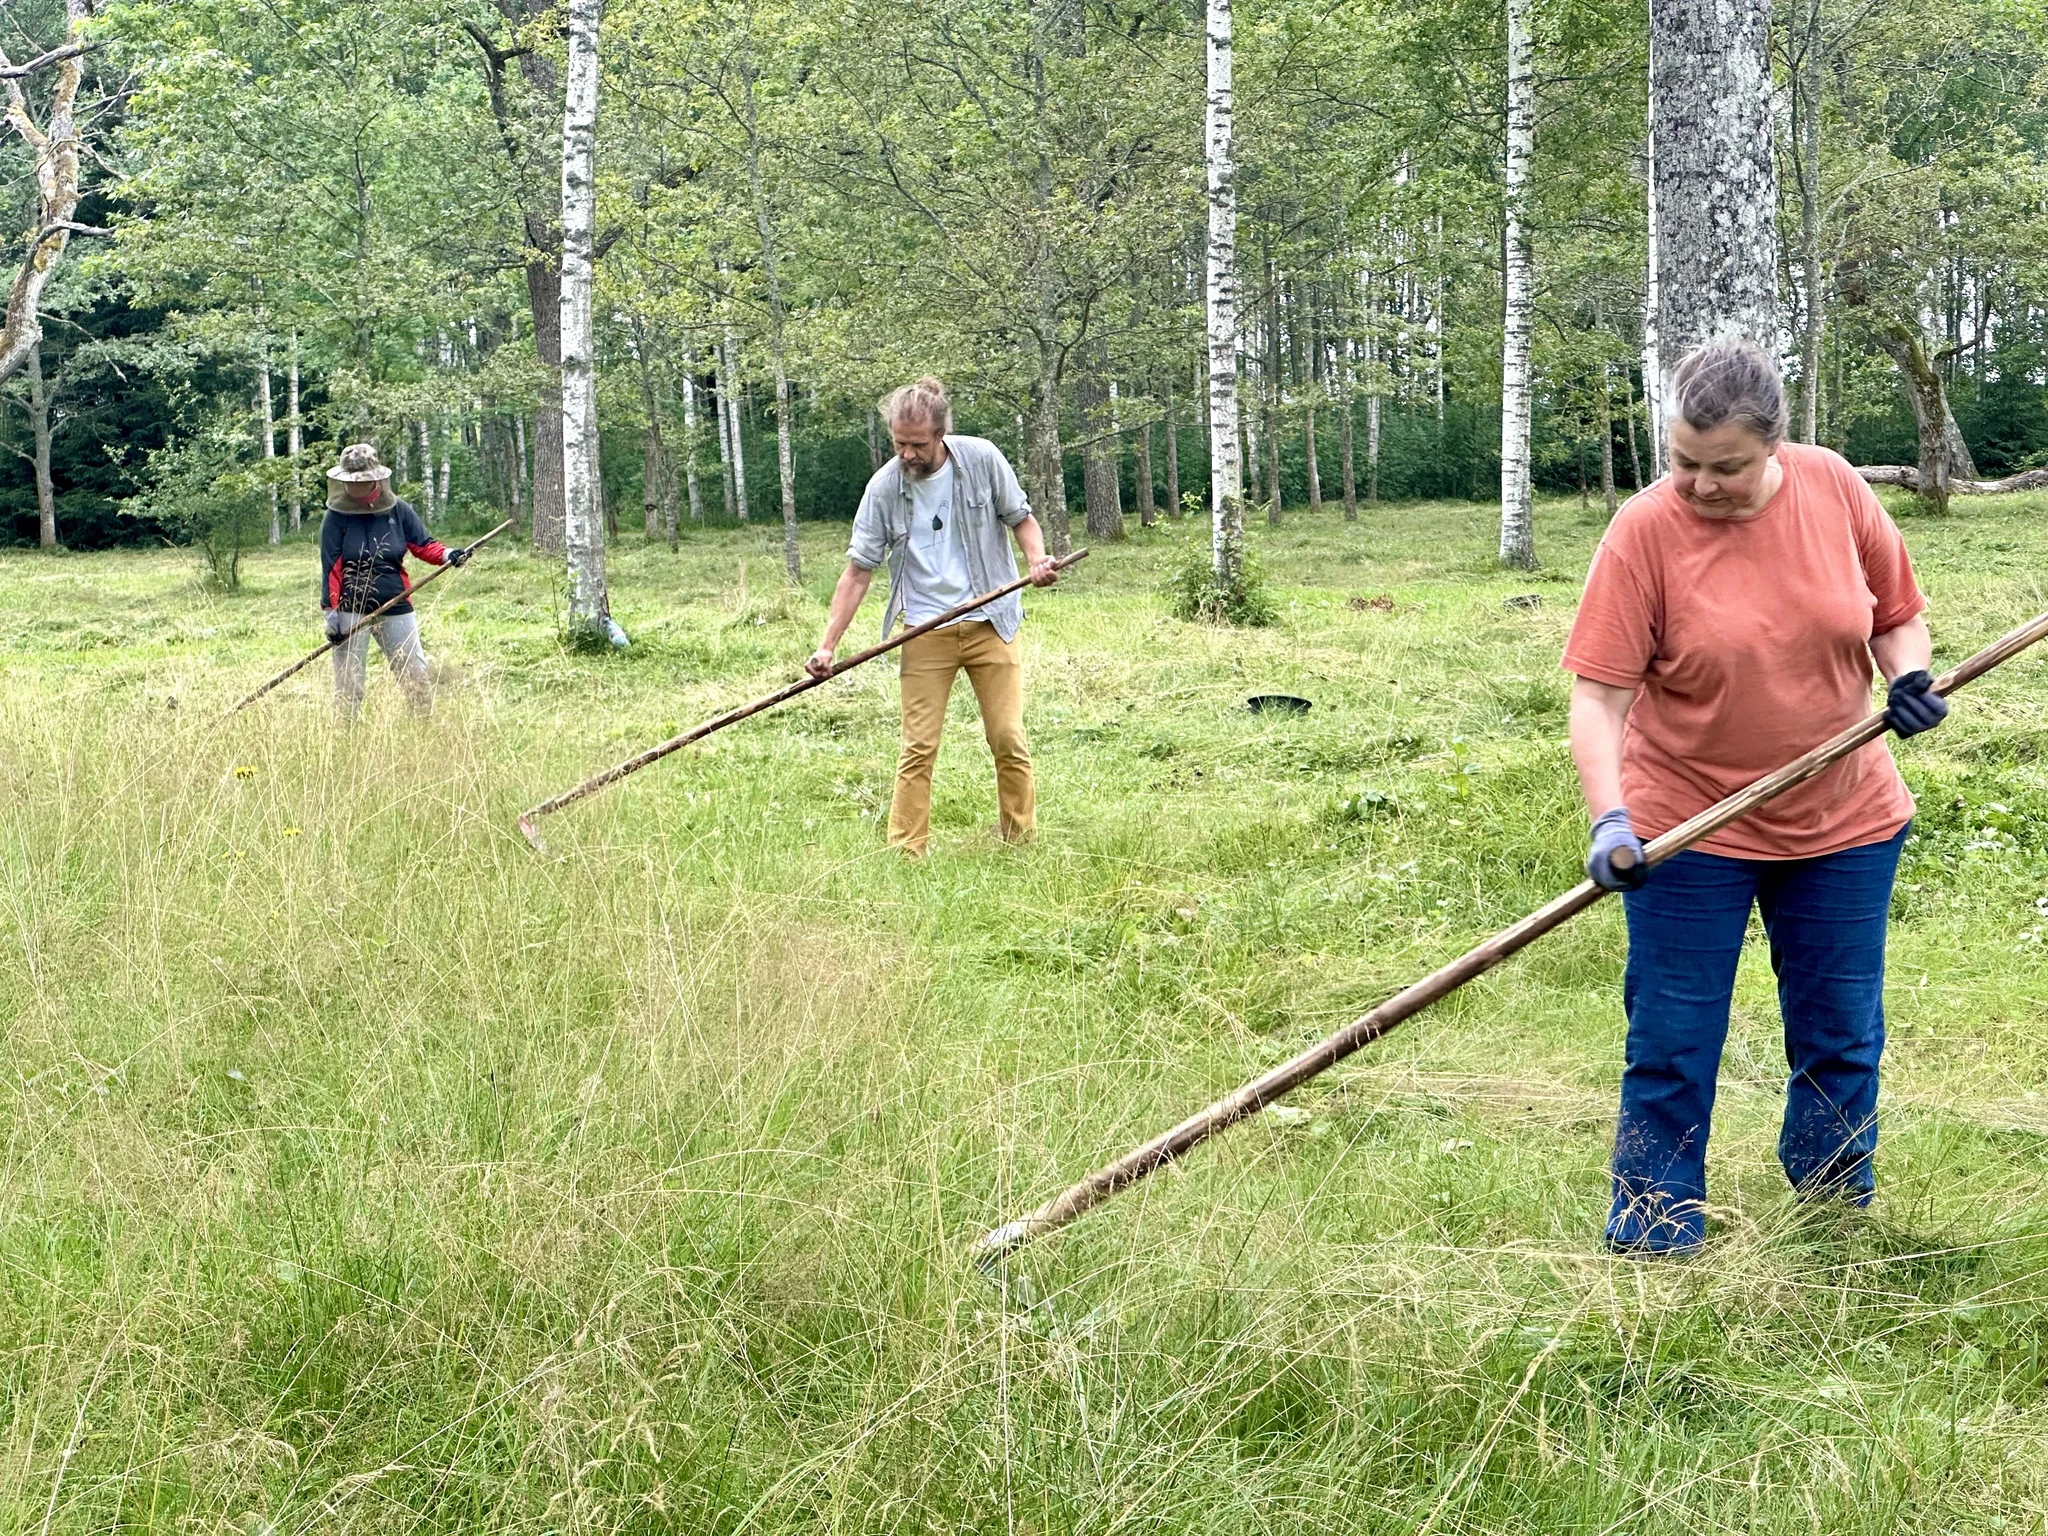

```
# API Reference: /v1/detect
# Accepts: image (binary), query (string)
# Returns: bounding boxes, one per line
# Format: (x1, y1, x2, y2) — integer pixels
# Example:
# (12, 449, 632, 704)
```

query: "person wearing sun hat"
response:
(318, 442, 468, 716)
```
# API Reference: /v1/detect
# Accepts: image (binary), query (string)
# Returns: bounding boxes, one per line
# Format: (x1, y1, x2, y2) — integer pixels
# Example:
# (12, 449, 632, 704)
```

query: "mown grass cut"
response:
(6, 492, 2048, 1531)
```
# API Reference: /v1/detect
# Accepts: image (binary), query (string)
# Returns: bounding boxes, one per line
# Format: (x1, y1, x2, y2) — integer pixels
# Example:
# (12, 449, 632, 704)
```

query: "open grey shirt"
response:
(847, 435, 1033, 642)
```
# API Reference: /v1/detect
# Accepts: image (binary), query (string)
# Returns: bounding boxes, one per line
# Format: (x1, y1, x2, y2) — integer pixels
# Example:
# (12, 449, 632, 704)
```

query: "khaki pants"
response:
(889, 621, 1034, 855)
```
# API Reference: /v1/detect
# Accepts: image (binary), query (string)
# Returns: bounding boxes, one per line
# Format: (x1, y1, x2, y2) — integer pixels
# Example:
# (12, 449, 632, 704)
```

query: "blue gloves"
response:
(1884, 670, 1947, 738)
(1587, 806, 1648, 892)
(323, 609, 349, 642)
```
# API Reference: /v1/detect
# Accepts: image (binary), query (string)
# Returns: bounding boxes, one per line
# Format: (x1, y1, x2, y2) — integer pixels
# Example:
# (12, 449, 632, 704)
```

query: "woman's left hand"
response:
(1884, 670, 1948, 738)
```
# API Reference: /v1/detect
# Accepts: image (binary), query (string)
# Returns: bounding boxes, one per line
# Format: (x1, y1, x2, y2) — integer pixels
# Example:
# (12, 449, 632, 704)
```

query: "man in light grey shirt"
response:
(807, 377, 1059, 855)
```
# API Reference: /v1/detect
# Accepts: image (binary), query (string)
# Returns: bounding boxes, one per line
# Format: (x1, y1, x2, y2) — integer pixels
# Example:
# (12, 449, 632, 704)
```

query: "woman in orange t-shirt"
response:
(1562, 339, 1948, 1255)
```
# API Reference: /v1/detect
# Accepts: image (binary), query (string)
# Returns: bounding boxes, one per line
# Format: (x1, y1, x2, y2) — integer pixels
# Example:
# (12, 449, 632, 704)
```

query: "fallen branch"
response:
(1856, 465, 2048, 496)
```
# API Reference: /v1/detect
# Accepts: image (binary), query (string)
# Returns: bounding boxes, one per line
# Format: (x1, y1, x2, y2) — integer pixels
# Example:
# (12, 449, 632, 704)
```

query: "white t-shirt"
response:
(901, 460, 981, 626)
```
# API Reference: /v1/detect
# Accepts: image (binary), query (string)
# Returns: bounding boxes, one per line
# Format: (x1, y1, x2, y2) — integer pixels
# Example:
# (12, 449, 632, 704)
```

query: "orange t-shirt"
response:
(1561, 442, 1925, 860)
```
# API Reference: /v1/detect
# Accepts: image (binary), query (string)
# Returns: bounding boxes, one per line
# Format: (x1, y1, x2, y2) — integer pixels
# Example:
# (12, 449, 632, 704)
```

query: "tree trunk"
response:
(1622, 367, 1643, 487)
(513, 408, 529, 528)
(1793, 0, 1823, 443)
(436, 414, 452, 515)
(721, 326, 749, 522)
(0, 1, 91, 391)
(258, 345, 279, 545)
(1164, 379, 1180, 516)
(528, 258, 567, 552)
(1339, 381, 1357, 520)
(1304, 391, 1321, 515)
(1600, 365, 1617, 514)
(1879, 323, 1976, 515)
(713, 357, 737, 520)
(1498, 0, 1537, 570)
(286, 334, 302, 532)
(741, 62, 801, 584)
(1650, 0, 1778, 399)
(415, 418, 435, 520)
(1027, 342, 1072, 556)
(559, 0, 609, 636)
(866, 412, 883, 473)
(1263, 243, 1282, 525)
(1368, 392, 1381, 503)
(28, 338, 54, 549)
(1205, 0, 1245, 591)
(1640, 135, 1665, 480)
(632, 314, 667, 539)
(1135, 412, 1156, 526)
(1076, 339, 1124, 541)
(680, 345, 704, 529)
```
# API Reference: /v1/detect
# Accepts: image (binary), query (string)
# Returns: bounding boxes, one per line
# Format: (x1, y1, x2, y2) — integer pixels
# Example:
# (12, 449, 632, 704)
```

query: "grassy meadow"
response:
(9, 490, 2048, 1531)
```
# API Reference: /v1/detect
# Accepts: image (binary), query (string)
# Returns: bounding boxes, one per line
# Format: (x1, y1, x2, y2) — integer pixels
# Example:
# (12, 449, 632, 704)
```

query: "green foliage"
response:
(1164, 532, 1278, 626)
(128, 417, 268, 588)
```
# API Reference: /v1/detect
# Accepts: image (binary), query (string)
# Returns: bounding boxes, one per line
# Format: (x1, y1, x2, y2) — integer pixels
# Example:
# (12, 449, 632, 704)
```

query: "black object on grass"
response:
(1247, 694, 1312, 715)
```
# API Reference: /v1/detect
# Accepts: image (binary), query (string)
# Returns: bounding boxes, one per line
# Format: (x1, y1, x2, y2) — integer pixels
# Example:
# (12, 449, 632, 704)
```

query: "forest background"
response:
(0, 0, 2041, 566)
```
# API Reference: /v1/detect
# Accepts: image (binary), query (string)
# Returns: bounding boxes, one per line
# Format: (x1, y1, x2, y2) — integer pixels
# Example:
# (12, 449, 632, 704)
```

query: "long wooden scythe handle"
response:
(516, 549, 1090, 851)
(972, 601, 2048, 1264)
(224, 520, 513, 718)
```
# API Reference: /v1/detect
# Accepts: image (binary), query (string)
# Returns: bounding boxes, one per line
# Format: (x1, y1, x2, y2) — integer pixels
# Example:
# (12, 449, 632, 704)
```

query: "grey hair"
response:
(1669, 338, 1787, 446)
(881, 376, 952, 434)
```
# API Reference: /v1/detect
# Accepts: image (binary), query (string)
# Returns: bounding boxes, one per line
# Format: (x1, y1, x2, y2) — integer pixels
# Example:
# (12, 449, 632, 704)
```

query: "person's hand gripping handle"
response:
(1586, 806, 1648, 892)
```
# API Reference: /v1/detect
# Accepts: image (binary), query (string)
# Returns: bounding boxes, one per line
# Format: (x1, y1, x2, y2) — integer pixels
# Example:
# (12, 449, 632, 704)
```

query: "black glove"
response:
(1884, 670, 1948, 738)
(444, 545, 471, 568)
(323, 609, 349, 642)
(1586, 806, 1649, 892)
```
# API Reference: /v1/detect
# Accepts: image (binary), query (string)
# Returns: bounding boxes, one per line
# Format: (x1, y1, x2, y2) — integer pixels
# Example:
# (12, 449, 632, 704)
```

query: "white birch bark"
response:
(1641, 124, 1665, 478)
(1205, 0, 1244, 590)
(1650, 0, 1778, 404)
(559, 0, 609, 634)
(415, 418, 435, 518)
(741, 62, 799, 583)
(721, 325, 749, 523)
(286, 334, 302, 532)
(258, 345, 278, 545)
(436, 412, 452, 514)
(680, 351, 705, 523)
(1497, 0, 1537, 570)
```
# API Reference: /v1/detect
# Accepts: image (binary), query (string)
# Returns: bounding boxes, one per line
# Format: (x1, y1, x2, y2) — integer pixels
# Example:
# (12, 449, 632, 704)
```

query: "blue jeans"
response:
(1608, 824, 1908, 1253)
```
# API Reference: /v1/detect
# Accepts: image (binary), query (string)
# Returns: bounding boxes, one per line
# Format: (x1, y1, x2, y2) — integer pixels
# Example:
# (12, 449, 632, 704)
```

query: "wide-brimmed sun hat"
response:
(327, 443, 393, 482)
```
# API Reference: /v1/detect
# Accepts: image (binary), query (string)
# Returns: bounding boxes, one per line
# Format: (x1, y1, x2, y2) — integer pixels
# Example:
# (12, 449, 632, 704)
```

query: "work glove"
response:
(444, 545, 472, 568)
(1884, 669, 1948, 738)
(1586, 806, 1648, 892)
(323, 609, 349, 642)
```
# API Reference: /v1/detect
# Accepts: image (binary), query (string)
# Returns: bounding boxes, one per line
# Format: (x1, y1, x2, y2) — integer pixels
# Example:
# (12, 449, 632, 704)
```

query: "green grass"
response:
(7, 490, 2048, 1531)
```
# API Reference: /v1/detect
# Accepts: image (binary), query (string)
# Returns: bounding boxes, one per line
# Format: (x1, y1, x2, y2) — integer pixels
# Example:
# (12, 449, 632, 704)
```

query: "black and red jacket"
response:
(318, 499, 448, 614)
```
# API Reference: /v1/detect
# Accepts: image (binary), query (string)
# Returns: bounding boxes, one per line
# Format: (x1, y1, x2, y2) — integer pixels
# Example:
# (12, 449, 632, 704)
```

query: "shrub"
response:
(126, 416, 268, 589)
(1164, 533, 1278, 626)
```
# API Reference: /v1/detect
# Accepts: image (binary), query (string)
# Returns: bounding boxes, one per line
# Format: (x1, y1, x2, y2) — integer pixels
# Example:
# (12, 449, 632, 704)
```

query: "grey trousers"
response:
(331, 610, 431, 715)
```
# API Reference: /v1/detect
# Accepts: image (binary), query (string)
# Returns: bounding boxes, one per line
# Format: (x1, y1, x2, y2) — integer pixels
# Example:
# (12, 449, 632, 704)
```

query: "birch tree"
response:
(1649, 0, 1777, 395)
(286, 334, 302, 531)
(560, 0, 610, 638)
(1497, 0, 1536, 569)
(740, 59, 800, 584)
(1206, 0, 1245, 593)
(258, 345, 278, 544)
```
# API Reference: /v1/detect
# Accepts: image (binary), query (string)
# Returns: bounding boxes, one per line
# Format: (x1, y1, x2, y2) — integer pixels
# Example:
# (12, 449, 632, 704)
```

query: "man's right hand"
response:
(805, 647, 836, 680)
